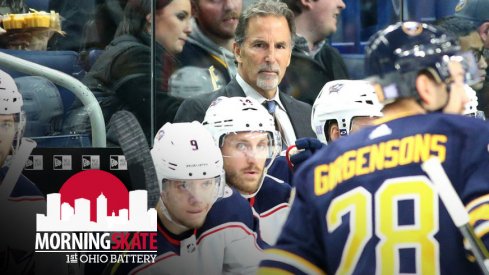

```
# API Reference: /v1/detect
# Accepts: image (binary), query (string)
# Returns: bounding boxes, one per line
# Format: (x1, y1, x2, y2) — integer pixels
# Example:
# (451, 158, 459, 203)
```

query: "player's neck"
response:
(382, 99, 426, 118)
(157, 200, 188, 235)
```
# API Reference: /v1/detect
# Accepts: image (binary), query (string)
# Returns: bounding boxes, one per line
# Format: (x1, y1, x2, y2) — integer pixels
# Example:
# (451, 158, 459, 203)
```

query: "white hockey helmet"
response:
(311, 80, 383, 143)
(151, 121, 223, 187)
(202, 96, 281, 160)
(0, 69, 26, 153)
(168, 66, 224, 99)
(463, 84, 485, 120)
(151, 121, 225, 230)
(203, 96, 281, 197)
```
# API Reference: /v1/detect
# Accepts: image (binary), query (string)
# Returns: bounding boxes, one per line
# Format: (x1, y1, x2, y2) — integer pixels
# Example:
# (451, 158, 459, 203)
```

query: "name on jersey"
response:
(314, 133, 447, 195)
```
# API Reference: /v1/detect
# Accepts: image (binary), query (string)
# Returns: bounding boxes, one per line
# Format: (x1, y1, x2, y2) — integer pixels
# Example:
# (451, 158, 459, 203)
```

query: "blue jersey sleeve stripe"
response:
(264, 248, 326, 275)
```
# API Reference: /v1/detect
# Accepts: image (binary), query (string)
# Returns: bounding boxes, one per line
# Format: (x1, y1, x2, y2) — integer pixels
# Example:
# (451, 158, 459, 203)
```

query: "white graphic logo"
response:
(37, 190, 156, 232)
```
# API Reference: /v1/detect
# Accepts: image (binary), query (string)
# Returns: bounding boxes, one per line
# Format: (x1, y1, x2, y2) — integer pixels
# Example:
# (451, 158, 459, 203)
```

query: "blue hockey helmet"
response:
(365, 21, 480, 104)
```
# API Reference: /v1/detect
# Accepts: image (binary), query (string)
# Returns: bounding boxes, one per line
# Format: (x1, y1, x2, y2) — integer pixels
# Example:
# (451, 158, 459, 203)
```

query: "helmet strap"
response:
(157, 197, 190, 231)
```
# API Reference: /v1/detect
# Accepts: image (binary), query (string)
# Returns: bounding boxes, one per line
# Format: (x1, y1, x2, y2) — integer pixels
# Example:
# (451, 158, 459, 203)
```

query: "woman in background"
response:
(64, 0, 191, 144)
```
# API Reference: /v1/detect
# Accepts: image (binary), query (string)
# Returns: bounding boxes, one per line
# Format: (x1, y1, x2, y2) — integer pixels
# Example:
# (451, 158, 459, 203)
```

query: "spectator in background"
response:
(176, 0, 242, 87)
(175, 0, 316, 146)
(436, 16, 487, 91)
(63, 0, 189, 143)
(454, 0, 489, 117)
(48, 1, 95, 50)
(454, 0, 489, 49)
(48, 0, 128, 51)
(280, 0, 349, 105)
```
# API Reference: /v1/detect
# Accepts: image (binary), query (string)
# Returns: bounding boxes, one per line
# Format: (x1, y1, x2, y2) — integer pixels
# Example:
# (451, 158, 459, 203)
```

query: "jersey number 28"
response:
(326, 176, 439, 275)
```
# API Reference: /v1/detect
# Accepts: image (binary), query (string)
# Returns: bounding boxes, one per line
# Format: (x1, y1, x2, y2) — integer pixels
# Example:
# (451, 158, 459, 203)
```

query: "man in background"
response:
(176, 0, 242, 88)
(175, 0, 316, 145)
(280, 0, 349, 104)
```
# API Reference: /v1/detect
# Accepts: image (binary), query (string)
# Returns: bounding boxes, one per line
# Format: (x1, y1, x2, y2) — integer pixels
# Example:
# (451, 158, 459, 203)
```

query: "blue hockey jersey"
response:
(259, 113, 489, 274)
(0, 166, 48, 274)
(251, 175, 291, 245)
(113, 188, 266, 274)
(267, 156, 294, 186)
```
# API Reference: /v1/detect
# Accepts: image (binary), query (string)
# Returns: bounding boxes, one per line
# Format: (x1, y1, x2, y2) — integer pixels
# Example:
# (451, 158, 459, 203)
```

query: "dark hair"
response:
(435, 16, 478, 38)
(234, 0, 295, 45)
(281, 0, 303, 15)
(116, 0, 173, 36)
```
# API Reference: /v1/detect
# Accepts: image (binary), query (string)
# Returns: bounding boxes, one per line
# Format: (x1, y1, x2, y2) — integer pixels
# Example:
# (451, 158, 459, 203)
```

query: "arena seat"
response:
(0, 49, 85, 113)
(342, 54, 366, 80)
(15, 76, 63, 137)
(13, 76, 92, 147)
(26, 0, 50, 11)
(0, 50, 106, 147)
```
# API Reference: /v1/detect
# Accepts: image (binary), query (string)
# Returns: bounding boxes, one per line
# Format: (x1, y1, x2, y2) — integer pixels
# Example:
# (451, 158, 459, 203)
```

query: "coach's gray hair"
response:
(234, 0, 295, 46)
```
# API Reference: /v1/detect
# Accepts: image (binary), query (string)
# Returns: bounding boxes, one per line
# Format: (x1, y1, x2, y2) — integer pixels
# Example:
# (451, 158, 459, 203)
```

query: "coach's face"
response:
(234, 15, 292, 98)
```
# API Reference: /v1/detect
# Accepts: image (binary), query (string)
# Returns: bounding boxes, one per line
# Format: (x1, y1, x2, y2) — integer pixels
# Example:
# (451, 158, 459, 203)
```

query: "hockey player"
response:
(114, 121, 264, 274)
(259, 21, 489, 274)
(311, 79, 383, 144)
(0, 69, 68, 274)
(203, 96, 291, 245)
(268, 79, 383, 183)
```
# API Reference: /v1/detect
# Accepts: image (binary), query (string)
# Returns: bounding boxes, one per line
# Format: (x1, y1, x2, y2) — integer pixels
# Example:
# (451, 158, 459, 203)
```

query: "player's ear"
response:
(479, 22, 489, 42)
(299, 0, 314, 10)
(416, 70, 439, 109)
(234, 42, 242, 64)
(328, 123, 340, 142)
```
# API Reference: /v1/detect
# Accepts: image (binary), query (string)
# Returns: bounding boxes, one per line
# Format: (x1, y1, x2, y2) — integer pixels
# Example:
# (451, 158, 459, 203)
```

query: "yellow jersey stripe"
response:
(469, 204, 489, 226)
(210, 54, 227, 68)
(264, 248, 326, 275)
(257, 267, 294, 275)
(466, 194, 489, 212)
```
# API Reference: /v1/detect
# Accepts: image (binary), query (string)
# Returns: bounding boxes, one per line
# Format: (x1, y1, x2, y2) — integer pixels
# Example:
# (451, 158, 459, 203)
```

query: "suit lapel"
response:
(222, 78, 246, 97)
(279, 92, 306, 137)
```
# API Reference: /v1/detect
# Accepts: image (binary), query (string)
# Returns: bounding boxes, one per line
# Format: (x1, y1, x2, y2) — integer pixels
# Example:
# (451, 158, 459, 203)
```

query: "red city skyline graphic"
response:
(59, 170, 129, 222)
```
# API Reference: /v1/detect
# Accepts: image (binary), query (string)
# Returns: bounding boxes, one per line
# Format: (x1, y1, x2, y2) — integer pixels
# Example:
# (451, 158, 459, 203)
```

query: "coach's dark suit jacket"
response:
(173, 78, 316, 138)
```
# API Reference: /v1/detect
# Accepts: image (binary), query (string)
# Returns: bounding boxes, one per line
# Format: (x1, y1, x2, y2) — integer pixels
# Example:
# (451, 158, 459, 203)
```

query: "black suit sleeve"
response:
(173, 97, 207, 123)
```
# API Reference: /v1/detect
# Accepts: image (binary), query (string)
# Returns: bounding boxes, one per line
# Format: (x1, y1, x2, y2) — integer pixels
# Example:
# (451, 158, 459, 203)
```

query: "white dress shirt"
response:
(236, 74, 297, 146)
